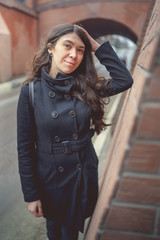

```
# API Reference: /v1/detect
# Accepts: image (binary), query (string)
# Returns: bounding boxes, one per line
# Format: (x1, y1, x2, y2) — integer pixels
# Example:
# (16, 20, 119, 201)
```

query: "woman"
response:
(17, 23, 133, 240)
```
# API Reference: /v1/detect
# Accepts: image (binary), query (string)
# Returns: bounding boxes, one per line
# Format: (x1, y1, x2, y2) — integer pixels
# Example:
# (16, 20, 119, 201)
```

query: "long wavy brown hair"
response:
(24, 23, 110, 134)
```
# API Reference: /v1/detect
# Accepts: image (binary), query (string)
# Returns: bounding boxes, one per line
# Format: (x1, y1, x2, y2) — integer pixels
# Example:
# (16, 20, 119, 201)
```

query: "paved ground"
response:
(0, 77, 116, 240)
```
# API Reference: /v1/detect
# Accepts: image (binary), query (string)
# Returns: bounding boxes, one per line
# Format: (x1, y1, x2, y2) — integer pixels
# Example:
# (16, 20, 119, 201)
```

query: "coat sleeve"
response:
(95, 41, 133, 97)
(17, 84, 39, 202)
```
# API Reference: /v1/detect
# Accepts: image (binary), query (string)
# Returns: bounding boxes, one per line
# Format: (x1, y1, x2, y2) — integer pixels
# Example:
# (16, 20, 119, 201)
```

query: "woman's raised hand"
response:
(75, 25, 100, 52)
(27, 200, 43, 218)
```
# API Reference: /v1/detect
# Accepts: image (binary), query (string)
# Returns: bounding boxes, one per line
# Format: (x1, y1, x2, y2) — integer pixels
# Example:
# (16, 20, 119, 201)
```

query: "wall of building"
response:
(85, 0, 160, 239)
(0, 0, 151, 82)
(36, 1, 150, 42)
(0, 12, 12, 83)
(25, 0, 34, 8)
(0, 0, 37, 81)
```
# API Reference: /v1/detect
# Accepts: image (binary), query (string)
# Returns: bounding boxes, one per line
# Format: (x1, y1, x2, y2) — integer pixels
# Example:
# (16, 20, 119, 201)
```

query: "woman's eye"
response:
(65, 44, 70, 48)
(77, 49, 84, 53)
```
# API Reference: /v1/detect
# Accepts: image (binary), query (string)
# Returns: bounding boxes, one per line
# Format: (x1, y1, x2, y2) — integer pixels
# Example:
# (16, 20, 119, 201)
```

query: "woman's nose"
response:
(69, 49, 77, 59)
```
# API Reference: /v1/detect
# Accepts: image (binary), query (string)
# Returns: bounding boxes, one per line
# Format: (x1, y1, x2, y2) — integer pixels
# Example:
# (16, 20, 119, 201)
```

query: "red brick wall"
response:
(0, 2, 38, 77)
(37, 1, 150, 42)
(0, 12, 12, 83)
(25, 0, 34, 8)
(85, 0, 160, 239)
(0, 0, 151, 81)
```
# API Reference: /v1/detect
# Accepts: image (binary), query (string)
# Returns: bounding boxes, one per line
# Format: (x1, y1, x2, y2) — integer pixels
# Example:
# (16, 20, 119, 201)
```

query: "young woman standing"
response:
(17, 24, 133, 240)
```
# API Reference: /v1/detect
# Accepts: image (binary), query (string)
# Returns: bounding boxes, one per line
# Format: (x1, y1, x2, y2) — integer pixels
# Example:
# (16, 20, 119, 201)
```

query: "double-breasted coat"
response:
(17, 41, 133, 232)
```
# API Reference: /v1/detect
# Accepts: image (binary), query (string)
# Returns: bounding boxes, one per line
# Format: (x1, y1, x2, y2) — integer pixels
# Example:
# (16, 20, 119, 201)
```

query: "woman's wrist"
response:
(93, 43, 100, 52)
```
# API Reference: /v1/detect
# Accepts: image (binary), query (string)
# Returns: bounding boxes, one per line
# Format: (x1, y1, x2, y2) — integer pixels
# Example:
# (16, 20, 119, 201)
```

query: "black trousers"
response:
(46, 219, 79, 240)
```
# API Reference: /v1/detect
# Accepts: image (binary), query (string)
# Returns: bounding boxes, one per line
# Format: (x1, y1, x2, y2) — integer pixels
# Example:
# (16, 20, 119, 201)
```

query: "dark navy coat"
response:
(17, 41, 133, 232)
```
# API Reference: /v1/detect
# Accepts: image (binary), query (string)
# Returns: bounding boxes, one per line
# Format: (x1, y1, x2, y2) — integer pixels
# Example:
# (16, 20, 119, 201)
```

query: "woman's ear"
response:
(47, 43, 52, 48)
(47, 43, 53, 54)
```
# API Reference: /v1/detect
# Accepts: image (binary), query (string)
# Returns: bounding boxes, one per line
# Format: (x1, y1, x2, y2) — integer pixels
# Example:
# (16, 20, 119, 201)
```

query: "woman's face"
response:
(48, 32, 85, 77)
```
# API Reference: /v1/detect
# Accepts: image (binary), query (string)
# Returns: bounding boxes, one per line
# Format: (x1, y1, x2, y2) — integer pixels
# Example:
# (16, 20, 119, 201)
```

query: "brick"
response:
(125, 142, 160, 173)
(103, 205, 154, 233)
(101, 231, 160, 240)
(138, 35, 158, 71)
(146, 0, 160, 37)
(153, 66, 160, 80)
(38, 1, 149, 41)
(25, 0, 34, 8)
(146, 78, 160, 101)
(136, 106, 160, 139)
(138, 2, 160, 70)
(1, 5, 38, 76)
(157, 211, 160, 235)
(116, 176, 160, 205)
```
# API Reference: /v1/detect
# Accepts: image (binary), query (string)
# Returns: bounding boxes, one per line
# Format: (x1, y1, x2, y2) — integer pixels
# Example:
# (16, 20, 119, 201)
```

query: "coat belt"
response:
(36, 129, 94, 154)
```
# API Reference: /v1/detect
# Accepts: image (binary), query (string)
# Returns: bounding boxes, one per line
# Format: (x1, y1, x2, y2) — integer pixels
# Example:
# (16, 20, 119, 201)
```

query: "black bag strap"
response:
(29, 81, 34, 111)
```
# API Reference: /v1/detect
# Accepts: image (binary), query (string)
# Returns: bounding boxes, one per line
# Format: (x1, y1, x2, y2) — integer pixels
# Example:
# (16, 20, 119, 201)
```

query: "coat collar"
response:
(41, 68, 74, 94)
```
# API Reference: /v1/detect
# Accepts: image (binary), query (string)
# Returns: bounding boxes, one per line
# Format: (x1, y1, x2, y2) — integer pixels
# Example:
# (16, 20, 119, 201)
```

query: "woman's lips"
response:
(65, 61, 75, 66)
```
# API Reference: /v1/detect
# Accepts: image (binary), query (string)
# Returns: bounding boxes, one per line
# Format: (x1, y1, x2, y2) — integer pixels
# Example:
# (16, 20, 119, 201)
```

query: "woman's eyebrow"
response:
(63, 40, 85, 48)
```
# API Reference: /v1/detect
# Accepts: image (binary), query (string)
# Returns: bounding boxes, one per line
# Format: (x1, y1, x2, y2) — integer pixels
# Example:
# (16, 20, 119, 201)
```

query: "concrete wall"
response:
(85, 0, 160, 239)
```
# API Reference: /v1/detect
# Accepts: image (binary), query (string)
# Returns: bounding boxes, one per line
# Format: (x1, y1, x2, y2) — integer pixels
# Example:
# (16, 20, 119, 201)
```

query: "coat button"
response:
(54, 136, 61, 142)
(58, 166, 64, 172)
(64, 94, 71, 100)
(76, 164, 82, 170)
(64, 80, 70, 86)
(49, 91, 56, 98)
(51, 111, 59, 119)
(69, 110, 76, 118)
(72, 133, 78, 140)
(49, 82, 54, 86)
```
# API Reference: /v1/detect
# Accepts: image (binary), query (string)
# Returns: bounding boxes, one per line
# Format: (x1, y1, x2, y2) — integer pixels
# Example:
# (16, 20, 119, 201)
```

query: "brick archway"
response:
(37, 0, 152, 43)
(75, 18, 137, 43)
(0, 0, 153, 79)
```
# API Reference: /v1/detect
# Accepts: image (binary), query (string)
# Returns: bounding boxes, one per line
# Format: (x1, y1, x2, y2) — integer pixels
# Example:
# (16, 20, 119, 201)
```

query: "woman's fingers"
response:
(28, 200, 43, 218)
(75, 25, 100, 52)
(37, 202, 43, 217)
(75, 25, 88, 35)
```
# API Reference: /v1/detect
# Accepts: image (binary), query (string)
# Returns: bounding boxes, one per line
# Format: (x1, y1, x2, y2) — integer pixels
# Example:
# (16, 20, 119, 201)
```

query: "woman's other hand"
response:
(75, 25, 100, 52)
(27, 200, 43, 217)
